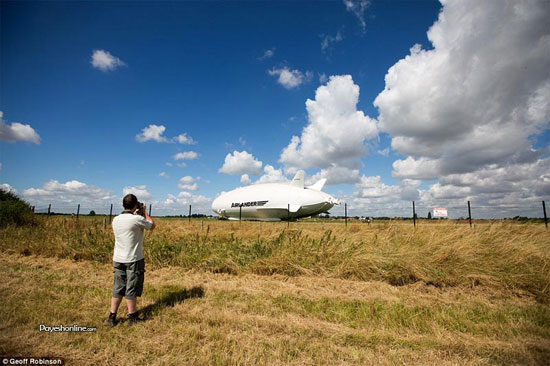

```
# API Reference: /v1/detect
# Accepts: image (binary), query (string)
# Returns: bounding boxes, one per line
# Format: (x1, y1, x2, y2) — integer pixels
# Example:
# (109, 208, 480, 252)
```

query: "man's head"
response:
(123, 194, 139, 210)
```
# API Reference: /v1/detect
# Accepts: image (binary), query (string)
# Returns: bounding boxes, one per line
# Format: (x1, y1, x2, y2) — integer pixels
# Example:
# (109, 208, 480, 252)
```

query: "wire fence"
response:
(29, 200, 549, 229)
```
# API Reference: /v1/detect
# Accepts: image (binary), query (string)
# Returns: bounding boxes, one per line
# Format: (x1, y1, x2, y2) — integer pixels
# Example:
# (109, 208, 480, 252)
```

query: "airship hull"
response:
(212, 171, 339, 221)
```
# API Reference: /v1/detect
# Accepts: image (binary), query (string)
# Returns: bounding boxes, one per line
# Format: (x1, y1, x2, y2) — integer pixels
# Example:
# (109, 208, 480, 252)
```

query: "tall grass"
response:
(1, 217, 548, 302)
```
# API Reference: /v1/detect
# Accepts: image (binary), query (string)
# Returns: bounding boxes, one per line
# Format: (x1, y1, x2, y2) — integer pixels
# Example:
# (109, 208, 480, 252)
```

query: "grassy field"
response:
(0, 217, 549, 365)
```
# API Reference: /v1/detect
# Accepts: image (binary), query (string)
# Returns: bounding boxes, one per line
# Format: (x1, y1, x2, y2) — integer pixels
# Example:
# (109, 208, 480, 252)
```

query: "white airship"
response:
(212, 170, 340, 221)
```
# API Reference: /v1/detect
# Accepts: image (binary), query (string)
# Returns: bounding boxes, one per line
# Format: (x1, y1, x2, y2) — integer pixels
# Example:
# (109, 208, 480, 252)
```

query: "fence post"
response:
(48, 203, 51, 217)
(412, 201, 416, 228)
(149, 204, 152, 217)
(32, 206, 35, 213)
(543, 200, 548, 230)
(345, 203, 348, 227)
(109, 204, 113, 223)
(76, 204, 80, 220)
(468, 201, 472, 228)
(239, 205, 242, 222)
(103, 217, 106, 229)
(188, 205, 192, 223)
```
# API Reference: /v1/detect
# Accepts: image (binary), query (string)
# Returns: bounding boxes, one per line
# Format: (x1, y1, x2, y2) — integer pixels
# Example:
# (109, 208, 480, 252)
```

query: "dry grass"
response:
(0, 218, 549, 365)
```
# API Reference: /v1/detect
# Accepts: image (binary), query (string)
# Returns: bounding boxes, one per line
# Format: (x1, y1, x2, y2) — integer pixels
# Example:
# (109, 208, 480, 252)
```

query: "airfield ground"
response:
(0, 218, 548, 365)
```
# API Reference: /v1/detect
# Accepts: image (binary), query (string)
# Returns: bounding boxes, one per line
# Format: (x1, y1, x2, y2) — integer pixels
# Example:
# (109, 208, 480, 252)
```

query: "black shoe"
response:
(127, 313, 144, 327)
(106, 314, 118, 327)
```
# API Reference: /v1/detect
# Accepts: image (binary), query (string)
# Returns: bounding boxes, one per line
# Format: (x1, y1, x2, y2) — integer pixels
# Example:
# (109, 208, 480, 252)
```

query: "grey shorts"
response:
(112, 259, 145, 299)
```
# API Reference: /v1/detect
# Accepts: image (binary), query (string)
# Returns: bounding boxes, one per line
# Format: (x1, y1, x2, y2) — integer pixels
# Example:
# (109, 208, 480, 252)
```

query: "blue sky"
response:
(1, 0, 549, 217)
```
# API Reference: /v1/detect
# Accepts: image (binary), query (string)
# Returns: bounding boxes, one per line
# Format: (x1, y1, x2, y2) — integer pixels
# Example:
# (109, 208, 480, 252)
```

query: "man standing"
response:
(107, 193, 155, 327)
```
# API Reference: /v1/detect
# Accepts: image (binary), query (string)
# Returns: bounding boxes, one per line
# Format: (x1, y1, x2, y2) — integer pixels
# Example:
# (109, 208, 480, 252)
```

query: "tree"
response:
(427, 211, 432, 219)
(0, 188, 33, 226)
(89, 210, 96, 216)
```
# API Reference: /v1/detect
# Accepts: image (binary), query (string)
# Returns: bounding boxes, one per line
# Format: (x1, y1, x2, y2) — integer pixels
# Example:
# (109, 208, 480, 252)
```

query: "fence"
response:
(29, 200, 549, 229)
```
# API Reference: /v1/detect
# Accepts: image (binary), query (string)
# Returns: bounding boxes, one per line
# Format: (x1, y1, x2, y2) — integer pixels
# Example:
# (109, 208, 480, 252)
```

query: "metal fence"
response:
(29, 200, 549, 229)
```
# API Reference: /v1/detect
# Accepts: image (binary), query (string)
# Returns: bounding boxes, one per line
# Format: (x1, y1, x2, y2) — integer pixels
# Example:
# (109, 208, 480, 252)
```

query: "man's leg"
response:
(111, 296, 123, 313)
(126, 298, 137, 314)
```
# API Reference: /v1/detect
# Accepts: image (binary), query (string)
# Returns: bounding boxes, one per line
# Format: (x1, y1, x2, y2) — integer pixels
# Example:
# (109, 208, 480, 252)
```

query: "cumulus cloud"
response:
(22, 180, 117, 209)
(153, 193, 212, 215)
(256, 165, 289, 184)
(175, 133, 195, 145)
(174, 151, 199, 160)
(90, 49, 126, 72)
(136, 124, 195, 144)
(268, 67, 312, 89)
(307, 166, 360, 185)
(375, 0, 550, 180)
(240, 174, 251, 185)
(343, 0, 370, 32)
(122, 185, 152, 200)
(0, 111, 41, 144)
(219, 150, 263, 175)
(279, 75, 377, 182)
(136, 124, 169, 143)
(178, 176, 199, 191)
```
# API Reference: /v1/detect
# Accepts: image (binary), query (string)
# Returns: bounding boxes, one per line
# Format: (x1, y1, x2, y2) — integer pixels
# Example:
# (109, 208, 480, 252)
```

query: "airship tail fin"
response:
(307, 178, 326, 191)
(290, 170, 305, 188)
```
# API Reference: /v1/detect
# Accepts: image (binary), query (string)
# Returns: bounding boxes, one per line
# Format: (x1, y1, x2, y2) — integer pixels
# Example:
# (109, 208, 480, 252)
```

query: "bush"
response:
(0, 188, 34, 227)
(89, 210, 96, 216)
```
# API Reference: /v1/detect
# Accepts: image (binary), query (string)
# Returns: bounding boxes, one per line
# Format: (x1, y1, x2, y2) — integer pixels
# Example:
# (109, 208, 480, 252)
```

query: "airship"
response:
(211, 170, 340, 221)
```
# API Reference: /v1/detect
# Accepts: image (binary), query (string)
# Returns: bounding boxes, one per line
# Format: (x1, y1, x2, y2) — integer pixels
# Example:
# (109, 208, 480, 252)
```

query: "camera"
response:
(136, 201, 146, 217)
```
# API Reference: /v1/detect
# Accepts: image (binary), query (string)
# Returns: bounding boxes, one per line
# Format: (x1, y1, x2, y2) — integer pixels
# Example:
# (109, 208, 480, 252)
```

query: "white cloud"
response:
(179, 176, 196, 184)
(268, 67, 312, 89)
(321, 31, 343, 53)
(375, 0, 550, 180)
(177, 183, 198, 191)
(177, 176, 199, 191)
(0, 112, 41, 144)
(174, 151, 199, 160)
(23, 180, 117, 208)
(259, 48, 275, 60)
(136, 124, 195, 144)
(279, 75, 378, 182)
(175, 133, 196, 145)
(319, 73, 328, 84)
(343, 0, 370, 32)
(307, 166, 360, 185)
(256, 165, 289, 184)
(122, 185, 152, 200)
(136, 124, 169, 143)
(90, 49, 126, 72)
(159, 171, 168, 178)
(219, 150, 263, 175)
(240, 174, 251, 185)
(154, 192, 212, 215)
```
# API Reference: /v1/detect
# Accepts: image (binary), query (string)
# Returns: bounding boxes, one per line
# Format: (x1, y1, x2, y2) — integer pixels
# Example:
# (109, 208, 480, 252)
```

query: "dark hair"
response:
(123, 194, 138, 210)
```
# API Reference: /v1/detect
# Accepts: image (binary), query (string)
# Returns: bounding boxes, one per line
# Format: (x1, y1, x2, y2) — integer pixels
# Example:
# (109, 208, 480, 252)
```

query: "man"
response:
(107, 193, 155, 327)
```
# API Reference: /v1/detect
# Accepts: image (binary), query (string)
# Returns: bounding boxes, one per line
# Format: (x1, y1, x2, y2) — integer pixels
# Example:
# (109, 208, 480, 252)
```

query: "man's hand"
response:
(142, 203, 156, 230)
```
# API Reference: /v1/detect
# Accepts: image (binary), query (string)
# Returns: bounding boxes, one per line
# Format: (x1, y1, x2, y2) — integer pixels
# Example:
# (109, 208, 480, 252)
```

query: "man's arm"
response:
(143, 207, 155, 230)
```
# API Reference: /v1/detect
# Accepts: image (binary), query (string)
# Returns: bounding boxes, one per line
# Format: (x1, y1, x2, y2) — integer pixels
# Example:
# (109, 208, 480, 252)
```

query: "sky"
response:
(1, 0, 549, 218)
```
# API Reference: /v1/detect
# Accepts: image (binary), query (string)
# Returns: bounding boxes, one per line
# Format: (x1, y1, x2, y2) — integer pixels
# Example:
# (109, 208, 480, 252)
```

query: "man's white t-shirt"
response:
(112, 213, 153, 263)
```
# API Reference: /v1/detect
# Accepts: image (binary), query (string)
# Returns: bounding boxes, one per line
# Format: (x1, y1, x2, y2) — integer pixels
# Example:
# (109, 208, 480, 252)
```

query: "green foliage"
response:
(0, 188, 34, 226)
(88, 210, 96, 216)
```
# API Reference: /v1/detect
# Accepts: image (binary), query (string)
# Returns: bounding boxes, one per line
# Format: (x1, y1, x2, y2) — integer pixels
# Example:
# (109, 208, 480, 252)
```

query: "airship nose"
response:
(211, 195, 225, 215)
